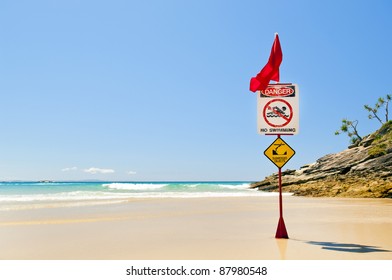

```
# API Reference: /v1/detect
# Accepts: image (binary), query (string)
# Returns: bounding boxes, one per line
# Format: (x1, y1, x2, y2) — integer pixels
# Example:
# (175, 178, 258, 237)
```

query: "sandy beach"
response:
(0, 196, 391, 260)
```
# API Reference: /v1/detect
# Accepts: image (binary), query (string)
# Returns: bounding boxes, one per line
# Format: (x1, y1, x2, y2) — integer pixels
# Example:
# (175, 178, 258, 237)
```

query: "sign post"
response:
(264, 135, 295, 238)
(259, 83, 299, 239)
(249, 34, 298, 239)
(276, 165, 288, 238)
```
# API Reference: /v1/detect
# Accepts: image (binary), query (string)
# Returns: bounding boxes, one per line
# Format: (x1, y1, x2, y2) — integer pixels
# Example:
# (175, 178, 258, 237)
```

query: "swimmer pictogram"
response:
(262, 99, 293, 128)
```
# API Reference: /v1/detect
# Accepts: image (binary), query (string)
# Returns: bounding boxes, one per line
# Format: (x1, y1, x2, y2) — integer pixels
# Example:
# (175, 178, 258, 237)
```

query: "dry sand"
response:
(0, 196, 391, 260)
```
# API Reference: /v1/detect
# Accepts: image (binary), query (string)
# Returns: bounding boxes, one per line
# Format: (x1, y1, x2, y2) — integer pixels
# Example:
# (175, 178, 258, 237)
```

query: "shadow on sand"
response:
(305, 241, 391, 254)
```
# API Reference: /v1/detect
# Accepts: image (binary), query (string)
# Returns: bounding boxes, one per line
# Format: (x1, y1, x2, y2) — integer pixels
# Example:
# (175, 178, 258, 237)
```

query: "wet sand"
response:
(0, 196, 391, 260)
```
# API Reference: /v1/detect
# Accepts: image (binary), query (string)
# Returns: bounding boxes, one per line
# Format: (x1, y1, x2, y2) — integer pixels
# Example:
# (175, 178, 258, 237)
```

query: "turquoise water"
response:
(0, 181, 280, 205)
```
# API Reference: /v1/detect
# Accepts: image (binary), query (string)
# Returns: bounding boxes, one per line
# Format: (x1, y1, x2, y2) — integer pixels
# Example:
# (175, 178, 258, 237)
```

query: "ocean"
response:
(0, 181, 286, 211)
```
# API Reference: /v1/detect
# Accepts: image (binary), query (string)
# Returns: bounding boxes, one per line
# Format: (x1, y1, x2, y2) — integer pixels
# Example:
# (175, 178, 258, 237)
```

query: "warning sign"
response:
(264, 137, 295, 169)
(257, 84, 299, 135)
(263, 98, 293, 127)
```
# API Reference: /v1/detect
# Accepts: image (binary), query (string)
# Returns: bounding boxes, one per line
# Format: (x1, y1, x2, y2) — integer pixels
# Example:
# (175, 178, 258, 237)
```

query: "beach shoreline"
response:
(1, 196, 391, 260)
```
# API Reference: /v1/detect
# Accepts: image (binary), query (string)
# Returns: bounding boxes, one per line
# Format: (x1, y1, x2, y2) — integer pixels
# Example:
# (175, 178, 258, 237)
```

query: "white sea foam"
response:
(0, 182, 293, 212)
(0, 189, 291, 203)
(0, 191, 294, 212)
(183, 183, 251, 189)
(217, 183, 251, 190)
(103, 183, 167, 190)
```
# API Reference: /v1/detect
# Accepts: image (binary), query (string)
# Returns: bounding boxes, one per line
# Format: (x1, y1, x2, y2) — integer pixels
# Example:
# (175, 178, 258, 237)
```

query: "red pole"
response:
(278, 167, 283, 219)
(275, 136, 289, 239)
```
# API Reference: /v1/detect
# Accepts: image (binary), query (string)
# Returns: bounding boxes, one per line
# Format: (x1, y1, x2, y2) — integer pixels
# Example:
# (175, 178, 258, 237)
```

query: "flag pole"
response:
(275, 134, 289, 239)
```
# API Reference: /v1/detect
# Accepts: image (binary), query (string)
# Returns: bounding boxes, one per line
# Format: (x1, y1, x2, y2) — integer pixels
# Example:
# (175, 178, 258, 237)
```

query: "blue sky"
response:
(1, 0, 391, 181)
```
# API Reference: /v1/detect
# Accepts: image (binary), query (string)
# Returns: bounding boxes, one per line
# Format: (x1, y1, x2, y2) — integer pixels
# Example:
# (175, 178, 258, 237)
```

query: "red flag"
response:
(250, 34, 283, 92)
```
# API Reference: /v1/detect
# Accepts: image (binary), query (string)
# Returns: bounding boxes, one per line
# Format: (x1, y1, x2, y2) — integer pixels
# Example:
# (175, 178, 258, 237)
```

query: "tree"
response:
(335, 119, 362, 144)
(385, 94, 391, 122)
(364, 94, 391, 124)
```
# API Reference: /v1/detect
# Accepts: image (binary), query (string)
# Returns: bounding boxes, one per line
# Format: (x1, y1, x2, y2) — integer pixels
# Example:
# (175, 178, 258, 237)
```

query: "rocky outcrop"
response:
(251, 122, 392, 198)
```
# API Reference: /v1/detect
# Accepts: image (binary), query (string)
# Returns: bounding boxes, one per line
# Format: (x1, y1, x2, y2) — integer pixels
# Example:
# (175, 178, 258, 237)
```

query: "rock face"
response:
(251, 122, 392, 198)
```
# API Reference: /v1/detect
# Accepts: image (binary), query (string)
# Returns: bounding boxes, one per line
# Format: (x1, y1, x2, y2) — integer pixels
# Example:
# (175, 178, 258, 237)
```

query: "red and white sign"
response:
(257, 84, 299, 135)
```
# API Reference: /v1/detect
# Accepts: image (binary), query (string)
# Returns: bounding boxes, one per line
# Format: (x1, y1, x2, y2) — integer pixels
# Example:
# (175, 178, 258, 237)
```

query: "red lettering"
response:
(262, 87, 294, 97)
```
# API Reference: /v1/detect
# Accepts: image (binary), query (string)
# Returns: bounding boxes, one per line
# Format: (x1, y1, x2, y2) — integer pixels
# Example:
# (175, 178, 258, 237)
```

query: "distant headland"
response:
(251, 121, 392, 198)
